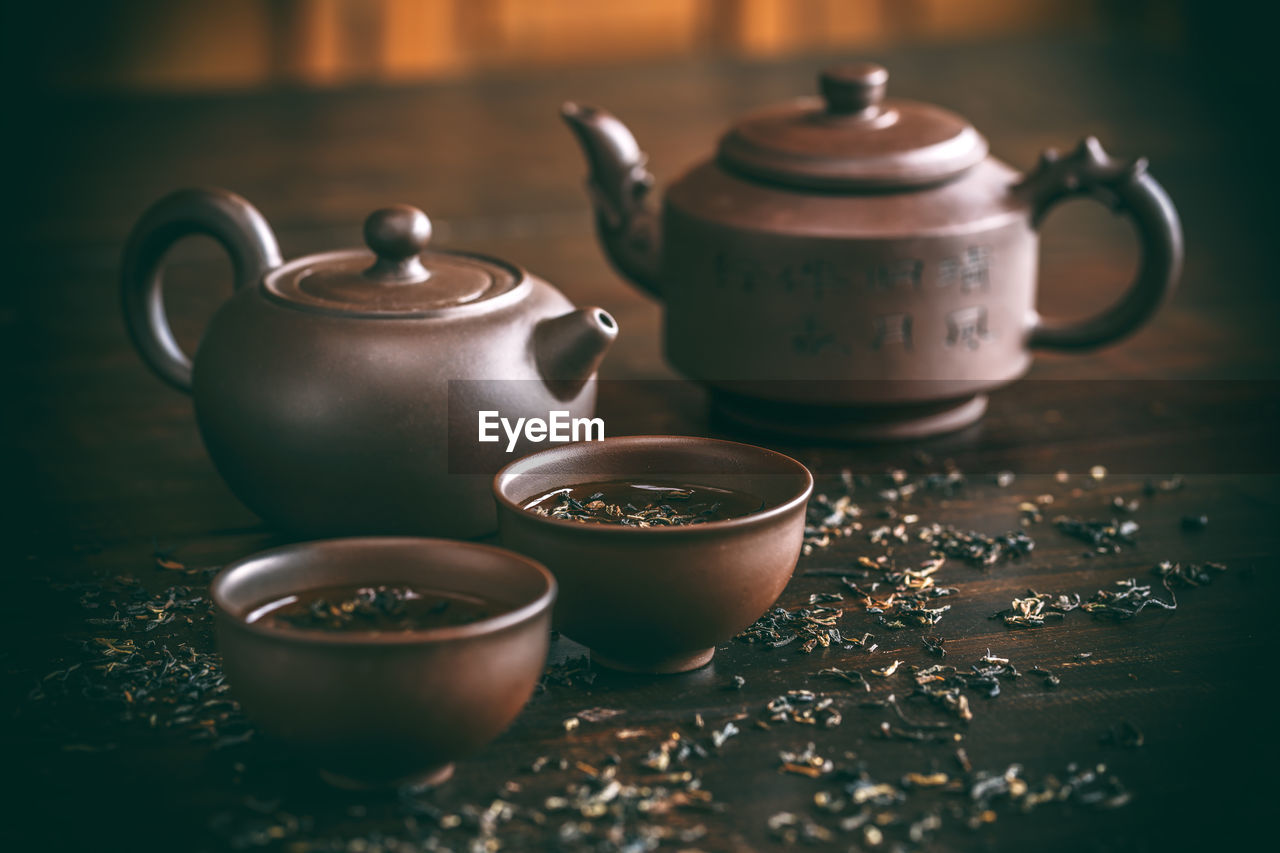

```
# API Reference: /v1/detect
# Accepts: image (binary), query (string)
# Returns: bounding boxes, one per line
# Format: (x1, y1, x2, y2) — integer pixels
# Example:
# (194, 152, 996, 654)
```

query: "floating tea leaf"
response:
(524, 481, 762, 526)
(249, 584, 496, 632)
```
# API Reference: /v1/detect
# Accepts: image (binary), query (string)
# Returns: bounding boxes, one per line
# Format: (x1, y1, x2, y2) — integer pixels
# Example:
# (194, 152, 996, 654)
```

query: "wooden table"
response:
(6, 39, 1277, 851)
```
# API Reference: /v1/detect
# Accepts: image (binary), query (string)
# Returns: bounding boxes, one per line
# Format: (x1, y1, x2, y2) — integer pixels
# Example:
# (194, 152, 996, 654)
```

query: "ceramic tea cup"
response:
(211, 537, 555, 788)
(493, 436, 812, 673)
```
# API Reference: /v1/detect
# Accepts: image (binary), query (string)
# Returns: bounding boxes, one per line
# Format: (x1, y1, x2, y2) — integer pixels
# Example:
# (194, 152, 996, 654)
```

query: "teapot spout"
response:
(561, 103, 663, 298)
(534, 307, 619, 400)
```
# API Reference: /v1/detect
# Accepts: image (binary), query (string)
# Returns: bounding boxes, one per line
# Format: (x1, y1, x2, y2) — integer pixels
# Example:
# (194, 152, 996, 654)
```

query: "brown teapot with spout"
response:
(564, 62, 1181, 439)
(122, 189, 616, 535)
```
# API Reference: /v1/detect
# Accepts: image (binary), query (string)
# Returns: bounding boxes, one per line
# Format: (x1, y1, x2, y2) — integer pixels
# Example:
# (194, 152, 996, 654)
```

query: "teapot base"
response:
(589, 647, 715, 675)
(709, 392, 987, 442)
(318, 762, 455, 791)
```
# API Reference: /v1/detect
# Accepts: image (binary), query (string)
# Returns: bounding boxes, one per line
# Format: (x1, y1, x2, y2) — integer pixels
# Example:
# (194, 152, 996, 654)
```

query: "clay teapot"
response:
(563, 62, 1181, 439)
(122, 189, 616, 535)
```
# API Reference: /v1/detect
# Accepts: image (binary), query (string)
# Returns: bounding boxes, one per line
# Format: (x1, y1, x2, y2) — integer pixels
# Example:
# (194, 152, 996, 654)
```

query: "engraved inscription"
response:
(711, 249, 994, 299)
(946, 306, 990, 349)
(872, 313, 913, 350)
(716, 253, 859, 300)
(780, 260, 817, 294)
(938, 246, 992, 292)
(792, 315, 850, 356)
(708, 247, 1000, 358)
(781, 260, 856, 300)
(715, 252, 775, 293)
(867, 259, 923, 291)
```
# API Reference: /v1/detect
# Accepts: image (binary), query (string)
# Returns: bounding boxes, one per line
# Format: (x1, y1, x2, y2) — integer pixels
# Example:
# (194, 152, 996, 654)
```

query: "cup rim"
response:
(211, 536, 557, 646)
(492, 435, 813, 535)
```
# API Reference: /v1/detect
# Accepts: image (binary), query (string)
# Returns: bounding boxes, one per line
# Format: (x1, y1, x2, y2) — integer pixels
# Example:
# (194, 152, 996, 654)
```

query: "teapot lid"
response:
(263, 206, 523, 317)
(718, 63, 988, 191)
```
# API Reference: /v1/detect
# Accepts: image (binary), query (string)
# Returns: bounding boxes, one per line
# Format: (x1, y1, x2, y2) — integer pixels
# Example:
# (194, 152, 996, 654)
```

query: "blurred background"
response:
(3, 0, 1223, 93)
(3, 0, 1274, 419)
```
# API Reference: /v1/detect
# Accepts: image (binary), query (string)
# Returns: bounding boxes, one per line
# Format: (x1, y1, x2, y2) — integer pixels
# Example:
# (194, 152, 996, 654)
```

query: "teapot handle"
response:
(121, 188, 282, 392)
(1018, 137, 1182, 350)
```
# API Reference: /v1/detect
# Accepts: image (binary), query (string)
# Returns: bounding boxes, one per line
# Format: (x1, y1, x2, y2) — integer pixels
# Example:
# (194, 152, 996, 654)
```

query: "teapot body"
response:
(122, 191, 617, 536)
(563, 64, 1182, 439)
(193, 275, 592, 537)
(662, 156, 1036, 412)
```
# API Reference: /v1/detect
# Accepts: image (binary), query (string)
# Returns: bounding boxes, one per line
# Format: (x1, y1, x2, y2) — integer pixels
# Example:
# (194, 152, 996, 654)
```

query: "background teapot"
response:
(564, 62, 1181, 440)
(122, 189, 616, 536)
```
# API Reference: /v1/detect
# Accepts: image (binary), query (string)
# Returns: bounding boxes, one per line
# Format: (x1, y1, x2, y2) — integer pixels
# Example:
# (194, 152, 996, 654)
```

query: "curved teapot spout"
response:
(534, 306, 619, 400)
(561, 103, 662, 298)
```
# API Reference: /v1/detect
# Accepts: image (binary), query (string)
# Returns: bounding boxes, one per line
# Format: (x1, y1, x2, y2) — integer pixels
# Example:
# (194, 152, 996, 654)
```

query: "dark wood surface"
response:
(6, 38, 1278, 851)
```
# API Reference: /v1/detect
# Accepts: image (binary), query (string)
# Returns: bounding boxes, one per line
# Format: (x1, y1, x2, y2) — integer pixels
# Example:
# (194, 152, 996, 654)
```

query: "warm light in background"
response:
(18, 0, 1182, 92)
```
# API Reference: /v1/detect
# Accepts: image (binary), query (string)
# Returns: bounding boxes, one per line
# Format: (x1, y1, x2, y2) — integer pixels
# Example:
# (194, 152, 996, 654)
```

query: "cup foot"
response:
(590, 647, 715, 674)
(319, 762, 455, 791)
(711, 393, 988, 441)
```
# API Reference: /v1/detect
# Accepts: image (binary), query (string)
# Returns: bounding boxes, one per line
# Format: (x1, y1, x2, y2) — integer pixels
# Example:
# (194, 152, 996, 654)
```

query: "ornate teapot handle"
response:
(121, 188, 281, 391)
(1017, 138, 1182, 350)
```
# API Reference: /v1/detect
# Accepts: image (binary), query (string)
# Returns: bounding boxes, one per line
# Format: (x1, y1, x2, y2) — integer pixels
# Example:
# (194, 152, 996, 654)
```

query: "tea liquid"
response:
(523, 480, 764, 526)
(248, 584, 496, 632)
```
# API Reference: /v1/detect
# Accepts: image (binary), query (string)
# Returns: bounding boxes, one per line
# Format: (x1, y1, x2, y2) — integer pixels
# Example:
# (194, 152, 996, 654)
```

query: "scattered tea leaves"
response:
(1083, 578, 1177, 620)
(870, 660, 904, 678)
(818, 667, 870, 692)
(30, 576, 249, 746)
(539, 654, 597, 691)
(1054, 516, 1139, 554)
(991, 591, 1080, 628)
(917, 524, 1035, 566)
(1152, 560, 1226, 587)
(736, 605, 844, 653)
(804, 493, 863, 555)
(1101, 720, 1145, 748)
(761, 691, 843, 727)
(778, 742, 834, 777)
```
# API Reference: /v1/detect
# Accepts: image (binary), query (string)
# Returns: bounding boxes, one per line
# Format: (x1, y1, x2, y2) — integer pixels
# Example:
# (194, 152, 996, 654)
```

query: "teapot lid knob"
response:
(820, 63, 888, 116)
(363, 205, 432, 283)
